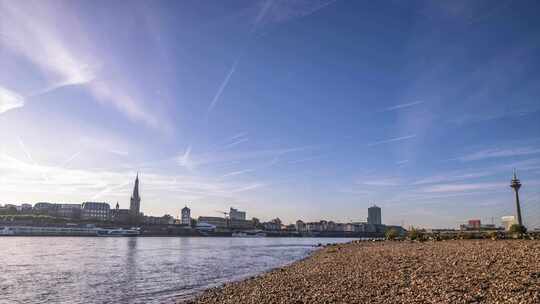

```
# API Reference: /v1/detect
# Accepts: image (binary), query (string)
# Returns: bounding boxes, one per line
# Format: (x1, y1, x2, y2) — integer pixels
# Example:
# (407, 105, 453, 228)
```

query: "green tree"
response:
(407, 227, 423, 241)
(509, 224, 527, 235)
(385, 228, 399, 240)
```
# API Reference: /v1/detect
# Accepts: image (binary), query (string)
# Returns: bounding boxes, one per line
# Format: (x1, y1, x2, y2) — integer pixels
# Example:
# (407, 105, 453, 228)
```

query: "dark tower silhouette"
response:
(130, 173, 141, 223)
(510, 169, 523, 227)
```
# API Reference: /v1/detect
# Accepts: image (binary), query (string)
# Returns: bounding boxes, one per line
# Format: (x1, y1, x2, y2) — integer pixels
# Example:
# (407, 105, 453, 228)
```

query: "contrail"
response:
(17, 137, 49, 181)
(61, 151, 82, 168)
(251, 0, 274, 33)
(207, 60, 239, 113)
(222, 137, 249, 149)
(92, 181, 131, 200)
(367, 134, 417, 147)
(379, 101, 424, 112)
(17, 137, 35, 163)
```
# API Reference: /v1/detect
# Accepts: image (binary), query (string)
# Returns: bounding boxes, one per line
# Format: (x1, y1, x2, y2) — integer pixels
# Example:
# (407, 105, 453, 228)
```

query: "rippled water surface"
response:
(0, 237, 356, 304)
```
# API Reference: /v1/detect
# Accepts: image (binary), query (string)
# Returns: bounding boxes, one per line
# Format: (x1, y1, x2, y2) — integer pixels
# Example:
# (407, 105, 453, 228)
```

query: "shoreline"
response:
(182, 240, 540, 304)
(176, 243, 326, 303)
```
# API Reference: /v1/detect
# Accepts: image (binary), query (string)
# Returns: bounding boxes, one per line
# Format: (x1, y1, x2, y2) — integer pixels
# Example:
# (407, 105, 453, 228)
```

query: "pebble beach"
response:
(184, 240, 540, 304)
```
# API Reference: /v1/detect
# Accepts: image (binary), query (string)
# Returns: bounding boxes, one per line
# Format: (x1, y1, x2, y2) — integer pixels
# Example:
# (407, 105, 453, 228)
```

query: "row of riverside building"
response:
(193, 205, 405, 235)
(1, 173, 404, 236)
(0, 174, 153, 225)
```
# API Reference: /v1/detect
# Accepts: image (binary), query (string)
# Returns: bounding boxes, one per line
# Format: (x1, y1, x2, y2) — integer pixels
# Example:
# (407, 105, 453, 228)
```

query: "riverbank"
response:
(184, 240, 540, 304)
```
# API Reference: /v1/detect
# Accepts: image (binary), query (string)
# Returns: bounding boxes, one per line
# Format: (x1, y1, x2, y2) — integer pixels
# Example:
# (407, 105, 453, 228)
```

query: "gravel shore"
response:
(183, 240, 540, 304)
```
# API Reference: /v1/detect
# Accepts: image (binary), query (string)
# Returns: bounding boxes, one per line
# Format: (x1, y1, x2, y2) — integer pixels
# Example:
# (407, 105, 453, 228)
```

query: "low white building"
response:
(501, 216, 517, 231)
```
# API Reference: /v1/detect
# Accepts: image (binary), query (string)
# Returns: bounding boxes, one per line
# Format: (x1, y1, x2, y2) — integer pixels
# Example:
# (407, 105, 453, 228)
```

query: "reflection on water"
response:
(0, 237, 355, 304)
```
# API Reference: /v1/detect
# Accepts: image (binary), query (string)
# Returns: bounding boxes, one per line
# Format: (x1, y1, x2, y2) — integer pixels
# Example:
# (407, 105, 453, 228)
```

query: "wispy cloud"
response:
(0, 86, 24, 114)
(91, 181, 131, 200)
(109, 149, 129, 156)
(89, 81, 162, 129)
(412, 171, 495, 185)
(228, 183, 265, 193)
(0, 151, 268, 211)
(220, 169, 254, 179)
(208, 60, 239, 113)
(254, 0, 338, 30)
(228, 132, 248, 141)
(396, 160, 409, 166)
(421, 182, 506, 193)
(17, 138, 48, 182)
(181, 145, 314, 169)
(17, 138, 35, 164)
(450, 107, 540, 126)
(455, 147, 540, 162)
(367, 134, 416, 147)
(222, 137, 249, 150)
(0, 1, 164, 129)
(359, 178, 403, 186)
(61, 151, 82, 168)
(379, 101, 424, 112)
(288, 155, 323, 164)
(251, 0, 274, 33)
(177, 145, 195, 170)
(0, 2, 96, 88)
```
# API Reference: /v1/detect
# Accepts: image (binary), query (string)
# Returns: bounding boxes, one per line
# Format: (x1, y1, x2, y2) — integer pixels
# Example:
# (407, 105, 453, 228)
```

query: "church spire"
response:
(130, 172, 141, 223)
(132, 172, 140, 200)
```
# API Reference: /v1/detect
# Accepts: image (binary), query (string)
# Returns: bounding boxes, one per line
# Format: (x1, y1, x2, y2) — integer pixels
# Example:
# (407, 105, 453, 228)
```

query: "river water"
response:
(0, 237, 356, 304)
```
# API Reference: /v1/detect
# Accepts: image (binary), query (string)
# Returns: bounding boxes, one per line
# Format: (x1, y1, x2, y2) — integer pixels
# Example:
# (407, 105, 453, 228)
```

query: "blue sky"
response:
(1, 0, 539, 228)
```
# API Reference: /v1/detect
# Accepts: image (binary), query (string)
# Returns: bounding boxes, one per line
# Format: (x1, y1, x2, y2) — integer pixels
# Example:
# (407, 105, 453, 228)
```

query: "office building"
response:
(144, 214, 174, 225)
(229, 207, 246, 220)
(56, 204, 82, 219)
(367, 205, 382, 225)
(263, 218, 282, 231)
(81, 202, 111, 221)
(33, 202, 81, 219)
(296, 220, 306, 232)
(33, 202, 55, 215)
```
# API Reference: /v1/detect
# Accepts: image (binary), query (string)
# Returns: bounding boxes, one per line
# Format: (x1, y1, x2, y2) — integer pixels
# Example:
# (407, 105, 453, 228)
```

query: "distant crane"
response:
(215, 210, 229, 218)
(215, 210, 230, 228)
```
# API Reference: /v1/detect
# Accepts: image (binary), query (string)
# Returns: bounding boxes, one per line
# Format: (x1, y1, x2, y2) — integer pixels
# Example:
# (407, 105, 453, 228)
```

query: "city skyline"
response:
(1, 0, 540, 228)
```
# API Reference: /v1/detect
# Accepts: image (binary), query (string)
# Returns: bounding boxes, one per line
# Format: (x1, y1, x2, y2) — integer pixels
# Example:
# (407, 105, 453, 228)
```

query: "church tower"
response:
(130, 173, 141, 223)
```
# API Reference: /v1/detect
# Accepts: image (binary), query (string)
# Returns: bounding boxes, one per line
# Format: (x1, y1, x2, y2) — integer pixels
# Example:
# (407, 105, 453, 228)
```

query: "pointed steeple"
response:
(132, 172, 140, 200)
(129, 172, 141, 223)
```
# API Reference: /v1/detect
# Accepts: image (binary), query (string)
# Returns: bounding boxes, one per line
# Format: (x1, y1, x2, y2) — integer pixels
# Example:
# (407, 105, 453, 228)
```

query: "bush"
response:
(385, 228, 399, 240)
(457, 232, 473, 239)
(408, 227, 424, 241)
(509, 224, 526, 234)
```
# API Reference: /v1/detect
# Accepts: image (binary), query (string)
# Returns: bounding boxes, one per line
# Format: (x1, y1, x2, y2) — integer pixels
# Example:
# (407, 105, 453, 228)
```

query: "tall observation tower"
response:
(510, 169, 523, 227)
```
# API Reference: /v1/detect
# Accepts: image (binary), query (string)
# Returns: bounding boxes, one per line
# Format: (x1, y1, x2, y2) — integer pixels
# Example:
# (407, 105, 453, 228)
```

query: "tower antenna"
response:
(510, 169, 523, 227)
